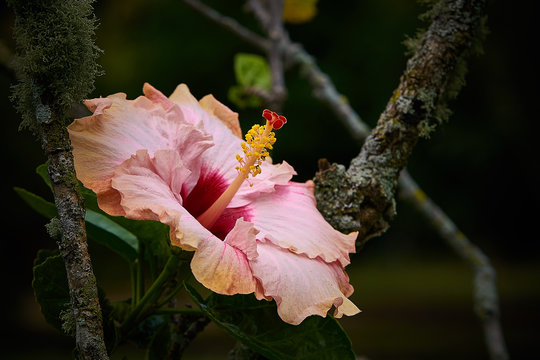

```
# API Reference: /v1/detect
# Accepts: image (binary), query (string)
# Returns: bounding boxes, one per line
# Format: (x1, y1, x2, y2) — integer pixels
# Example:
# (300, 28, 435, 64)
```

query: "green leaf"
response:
(32, 251, 71, 332)
(86, 209, 139, 261)
(14, 187, 57, 218)
(234, 53, 271, 89)
(185, 284, 355, 360)
(36, 162, 52, 189)
(16, 187, 139, 261)
(32, 250, 119, 347)
(229, 53, 271, 109)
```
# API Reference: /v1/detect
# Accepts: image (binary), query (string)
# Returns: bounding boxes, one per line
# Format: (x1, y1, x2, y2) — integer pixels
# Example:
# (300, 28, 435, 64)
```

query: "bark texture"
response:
(314, 0, 488, 247)
(8, 1, 108, 358)
(43, 120, 109, 360)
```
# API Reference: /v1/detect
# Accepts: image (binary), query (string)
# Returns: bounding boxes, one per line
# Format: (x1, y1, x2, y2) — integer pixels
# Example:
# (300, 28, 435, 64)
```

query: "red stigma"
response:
(262, 109, 287, 130)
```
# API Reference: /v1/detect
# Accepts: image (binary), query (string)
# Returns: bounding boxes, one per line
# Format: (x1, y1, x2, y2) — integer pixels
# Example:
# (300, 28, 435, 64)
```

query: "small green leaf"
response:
(32, 251, 71, 332)
(36, 162, 52, 189)
(185, 284, 355, 360)
(16, 187, 139, 261)
(229, 53, 272, 109)
(234, 53, 271, 89)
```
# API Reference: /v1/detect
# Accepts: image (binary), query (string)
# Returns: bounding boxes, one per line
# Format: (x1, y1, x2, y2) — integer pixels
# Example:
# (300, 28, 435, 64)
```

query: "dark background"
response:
(1, 0, 538, 359)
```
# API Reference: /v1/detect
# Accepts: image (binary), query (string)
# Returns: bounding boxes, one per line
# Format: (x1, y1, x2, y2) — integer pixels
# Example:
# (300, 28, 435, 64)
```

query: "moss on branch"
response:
(8, 0, 102, 133)
(8, 1, 107, 359)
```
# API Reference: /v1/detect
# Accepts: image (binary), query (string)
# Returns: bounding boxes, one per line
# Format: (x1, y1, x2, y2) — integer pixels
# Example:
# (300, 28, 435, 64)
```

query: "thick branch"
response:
(315, 0, 488, 244)
(43, 120, 109, 360)
(8, 1, 108, 358)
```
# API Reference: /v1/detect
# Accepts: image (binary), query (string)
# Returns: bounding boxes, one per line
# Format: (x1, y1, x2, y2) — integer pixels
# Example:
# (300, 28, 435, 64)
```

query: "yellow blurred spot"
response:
(283, 0, 318, 24)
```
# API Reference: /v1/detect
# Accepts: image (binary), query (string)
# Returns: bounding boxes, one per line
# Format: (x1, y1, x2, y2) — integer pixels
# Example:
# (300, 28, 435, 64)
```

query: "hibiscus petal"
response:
(190, 218, 258, 295)
(68, 88, 213, 212)
(168, 84, 243, 183)
(111, 149, 190, 219)
(200, 94, 242, 138)
(231, 161, 297, 208)
(251, 242, 360, 325)
(248, 182, 357, 267)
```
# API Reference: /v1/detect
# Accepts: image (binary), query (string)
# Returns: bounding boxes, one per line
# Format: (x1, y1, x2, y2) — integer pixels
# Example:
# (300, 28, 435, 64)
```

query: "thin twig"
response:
(183, 0, 370, 137)
(245, 0, 287, 111)
(183, 0, 270, 52)
(399, 171, 508, 360)
(166, 315, 211, 359)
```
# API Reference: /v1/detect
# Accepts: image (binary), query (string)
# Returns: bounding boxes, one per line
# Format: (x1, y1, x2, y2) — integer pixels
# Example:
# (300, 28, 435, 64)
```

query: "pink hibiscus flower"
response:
(67, 83, 360, 325)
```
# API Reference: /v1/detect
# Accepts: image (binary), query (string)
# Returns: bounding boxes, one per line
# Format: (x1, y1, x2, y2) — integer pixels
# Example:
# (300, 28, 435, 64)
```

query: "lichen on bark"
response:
(314, 0, 488, 247)
(8, 1, 108, 359)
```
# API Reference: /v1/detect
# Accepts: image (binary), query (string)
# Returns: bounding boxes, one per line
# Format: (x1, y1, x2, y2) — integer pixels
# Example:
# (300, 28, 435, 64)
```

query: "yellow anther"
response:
(233, 120, 281, 179)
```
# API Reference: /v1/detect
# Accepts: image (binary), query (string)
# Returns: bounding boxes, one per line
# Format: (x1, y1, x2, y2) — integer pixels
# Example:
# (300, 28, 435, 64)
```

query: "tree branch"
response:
(314, 0, 489, 243)
(8, 1, 108, 358)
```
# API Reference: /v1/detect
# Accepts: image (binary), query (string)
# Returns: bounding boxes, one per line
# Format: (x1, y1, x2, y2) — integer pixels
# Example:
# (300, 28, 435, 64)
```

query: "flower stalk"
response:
(120, 253, 184, 336)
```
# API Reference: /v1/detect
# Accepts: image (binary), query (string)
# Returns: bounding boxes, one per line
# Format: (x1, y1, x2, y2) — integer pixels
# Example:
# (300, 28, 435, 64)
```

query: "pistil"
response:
(197, 109, 286, 229)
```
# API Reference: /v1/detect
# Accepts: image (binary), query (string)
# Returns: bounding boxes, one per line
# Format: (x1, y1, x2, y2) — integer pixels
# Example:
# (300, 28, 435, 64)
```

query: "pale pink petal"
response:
(190, 218, 258, 295)
(168, 84, 243, 184)
(231, 161, 297, 207)
(109, 148, 215, 252)
(248, 182, 357, 267)
(68, 88, 213, 211)
(251, 242, 360, 325)
(200, 94, 242, 138)
(142, 82, 175, 111)
(168, 84, 207, 123)
(111, 150, 190, 219)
